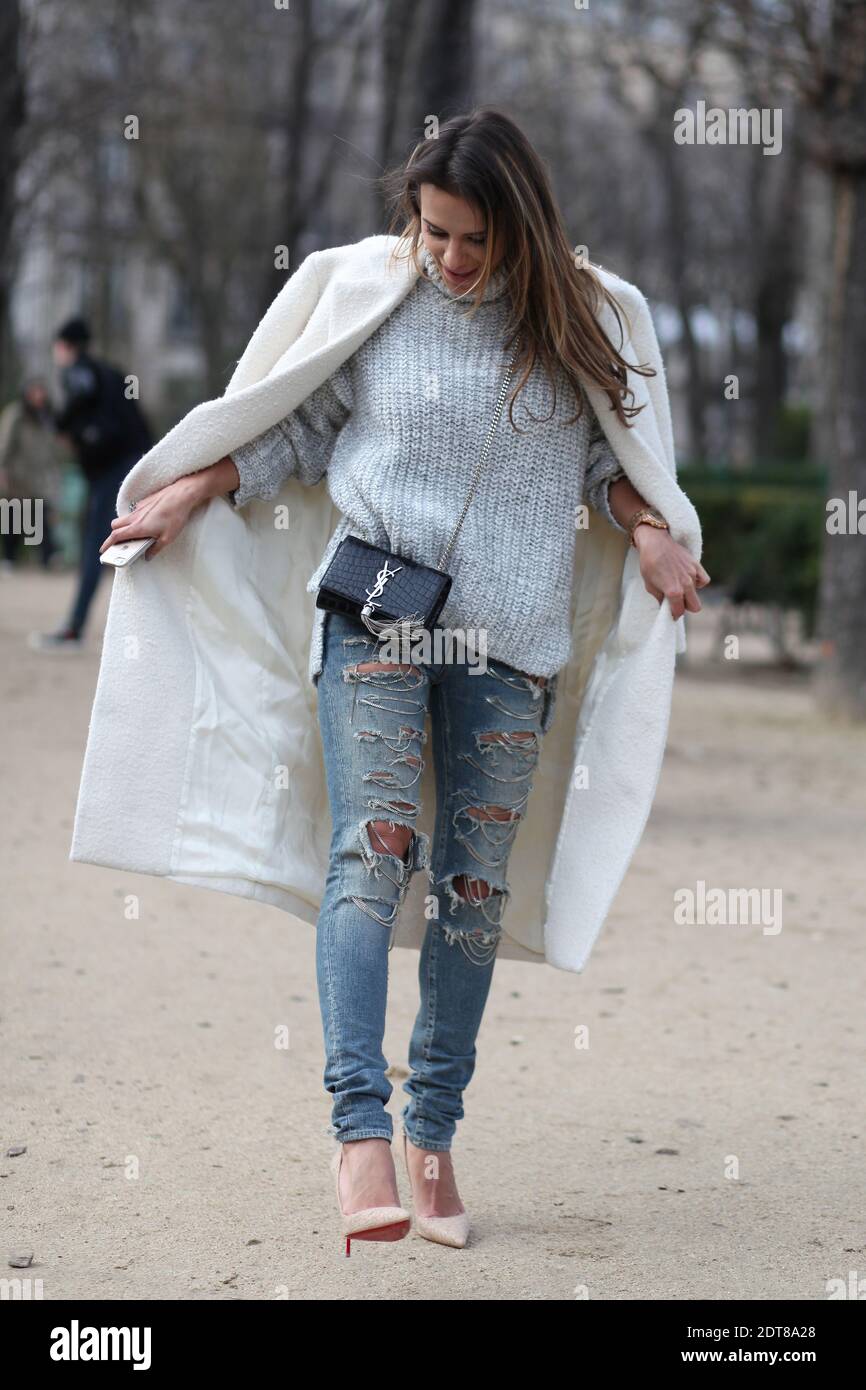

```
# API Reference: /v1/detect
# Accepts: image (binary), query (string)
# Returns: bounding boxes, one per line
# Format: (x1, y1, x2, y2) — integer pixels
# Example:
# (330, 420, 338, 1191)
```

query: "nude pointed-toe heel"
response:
(330, 1144, 411, 1257)
(402, 1132, 470, 1249)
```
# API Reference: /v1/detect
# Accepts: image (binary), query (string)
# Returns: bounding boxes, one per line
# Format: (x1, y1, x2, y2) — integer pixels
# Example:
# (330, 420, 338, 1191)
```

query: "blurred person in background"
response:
(28, 316, 153, 651)
(0, 378, 64, 574)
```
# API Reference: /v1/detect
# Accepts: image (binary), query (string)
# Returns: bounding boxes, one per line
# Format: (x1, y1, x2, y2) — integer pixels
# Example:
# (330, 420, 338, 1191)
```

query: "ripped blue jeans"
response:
(314, 609, 556, 1151)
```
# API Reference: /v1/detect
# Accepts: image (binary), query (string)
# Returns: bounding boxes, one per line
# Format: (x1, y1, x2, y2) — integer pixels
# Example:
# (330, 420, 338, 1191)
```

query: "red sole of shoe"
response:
(349, 1219, 410, 1244)
(345, 1219, 411, 1254)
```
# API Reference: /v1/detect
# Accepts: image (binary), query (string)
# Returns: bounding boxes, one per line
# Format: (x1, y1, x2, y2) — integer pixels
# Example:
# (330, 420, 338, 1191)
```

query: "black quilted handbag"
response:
(315, 337, 521, 642)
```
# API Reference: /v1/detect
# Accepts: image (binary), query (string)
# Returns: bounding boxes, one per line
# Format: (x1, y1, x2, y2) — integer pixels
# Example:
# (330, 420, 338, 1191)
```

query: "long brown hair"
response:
(381, 107, 655, 431)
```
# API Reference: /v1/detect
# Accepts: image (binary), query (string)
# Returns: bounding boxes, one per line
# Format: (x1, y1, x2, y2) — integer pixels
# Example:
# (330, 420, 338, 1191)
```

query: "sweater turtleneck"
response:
(418, 247, 510, 305)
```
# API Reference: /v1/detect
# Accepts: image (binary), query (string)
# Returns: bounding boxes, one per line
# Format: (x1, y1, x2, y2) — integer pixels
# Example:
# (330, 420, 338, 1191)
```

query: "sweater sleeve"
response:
(584, 403, 628, 535)
(227, 360, 353, 508)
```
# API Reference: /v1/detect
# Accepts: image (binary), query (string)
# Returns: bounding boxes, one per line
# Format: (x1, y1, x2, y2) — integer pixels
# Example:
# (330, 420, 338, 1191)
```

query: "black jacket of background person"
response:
(55, 352, 153, 484)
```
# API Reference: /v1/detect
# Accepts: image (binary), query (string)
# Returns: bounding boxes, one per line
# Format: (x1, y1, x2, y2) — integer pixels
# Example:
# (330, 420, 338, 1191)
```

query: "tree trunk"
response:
(411, 0, 477, 125)
(648, 123, 707, 463)
(751, 131, 804, 463)
(813, 0, 866, 720)
(378, 0, 477, 186)
(0, 0, 24, 399)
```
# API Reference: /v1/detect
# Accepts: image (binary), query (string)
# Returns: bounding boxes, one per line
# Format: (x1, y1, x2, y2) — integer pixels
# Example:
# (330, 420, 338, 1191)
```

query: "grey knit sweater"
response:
(228, 247, 627, 686)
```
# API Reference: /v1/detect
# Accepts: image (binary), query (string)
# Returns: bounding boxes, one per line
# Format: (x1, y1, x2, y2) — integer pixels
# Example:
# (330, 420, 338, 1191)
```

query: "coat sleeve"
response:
(584, 402, 628, 534)
(227, 359, 354, 508)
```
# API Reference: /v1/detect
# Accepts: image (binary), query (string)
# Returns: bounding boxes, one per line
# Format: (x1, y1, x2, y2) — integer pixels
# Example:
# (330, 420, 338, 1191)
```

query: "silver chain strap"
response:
(435, 336, 521, 574)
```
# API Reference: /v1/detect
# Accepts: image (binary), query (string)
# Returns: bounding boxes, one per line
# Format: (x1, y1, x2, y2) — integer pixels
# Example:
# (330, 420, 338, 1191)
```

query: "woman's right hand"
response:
(99, 474, 205, 561)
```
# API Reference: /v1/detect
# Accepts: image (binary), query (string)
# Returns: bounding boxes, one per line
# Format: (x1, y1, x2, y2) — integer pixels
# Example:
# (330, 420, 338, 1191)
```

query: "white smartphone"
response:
(99, 536, 156, 568)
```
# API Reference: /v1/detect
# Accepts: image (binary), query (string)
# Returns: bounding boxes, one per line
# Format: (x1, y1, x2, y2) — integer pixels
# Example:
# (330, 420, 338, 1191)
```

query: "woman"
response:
(83, 108, 708, 1253)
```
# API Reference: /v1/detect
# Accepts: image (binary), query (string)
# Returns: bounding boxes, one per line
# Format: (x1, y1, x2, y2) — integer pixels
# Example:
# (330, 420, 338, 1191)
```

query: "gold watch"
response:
(626, 506, 670, 547)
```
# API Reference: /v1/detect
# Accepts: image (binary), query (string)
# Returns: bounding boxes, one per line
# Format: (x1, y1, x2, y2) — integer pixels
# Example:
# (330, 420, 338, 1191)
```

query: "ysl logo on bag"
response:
(363, 559, 403, 616)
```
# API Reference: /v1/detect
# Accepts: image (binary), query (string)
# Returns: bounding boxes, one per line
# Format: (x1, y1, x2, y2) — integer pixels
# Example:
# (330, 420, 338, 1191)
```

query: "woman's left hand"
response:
(633, 525, 711, 620)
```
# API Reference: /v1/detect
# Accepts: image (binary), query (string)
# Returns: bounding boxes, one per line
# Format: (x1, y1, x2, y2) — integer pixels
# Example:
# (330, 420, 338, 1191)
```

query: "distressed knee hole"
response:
(464, 803, 521, 823)
(453, 874, 502, 902)
(435, 870, 509, 956)
(349, 820, 430, 932)
(368, 817, 414, 860)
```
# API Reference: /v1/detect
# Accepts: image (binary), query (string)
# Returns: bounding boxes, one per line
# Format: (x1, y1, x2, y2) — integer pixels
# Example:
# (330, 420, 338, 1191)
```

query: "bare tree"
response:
(807, 0, 866, 718)
(257, 0, 373, 318)
(593, 0, 809, 466)
(0, 0, 24, 396)
(378, 0, 478, 181)
(591, 3, 717, 461)
(379, 0, 423, 174)
(717, 0, 866, 715)
(711, 2, 810, 464)
(13, 0, 381, 405)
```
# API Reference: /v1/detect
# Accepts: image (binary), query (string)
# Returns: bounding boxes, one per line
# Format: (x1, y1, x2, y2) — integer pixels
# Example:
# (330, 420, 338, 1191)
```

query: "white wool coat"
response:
(69, 234, 702, 973)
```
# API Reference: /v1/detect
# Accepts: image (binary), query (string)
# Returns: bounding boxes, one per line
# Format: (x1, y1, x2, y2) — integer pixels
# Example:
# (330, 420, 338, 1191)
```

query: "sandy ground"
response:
(2, 565, 865, 1302)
